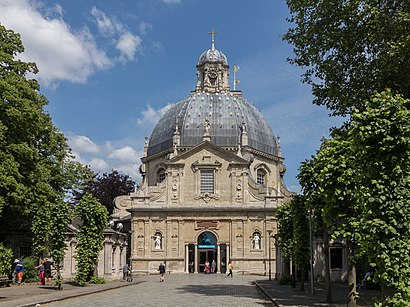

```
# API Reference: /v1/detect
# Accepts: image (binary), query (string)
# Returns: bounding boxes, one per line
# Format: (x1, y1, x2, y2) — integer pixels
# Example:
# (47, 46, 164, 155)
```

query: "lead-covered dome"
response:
(147, 92, 277, 157)
(198, 48, 228, 66)
(146, 38, 278, 158)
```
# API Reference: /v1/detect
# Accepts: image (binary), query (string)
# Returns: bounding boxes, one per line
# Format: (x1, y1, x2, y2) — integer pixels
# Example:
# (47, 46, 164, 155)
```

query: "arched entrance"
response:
(197, 231, 217, 273)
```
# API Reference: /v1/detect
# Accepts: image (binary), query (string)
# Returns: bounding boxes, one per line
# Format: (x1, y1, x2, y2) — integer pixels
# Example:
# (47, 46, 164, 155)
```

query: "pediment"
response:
(168, 141, 249, 165)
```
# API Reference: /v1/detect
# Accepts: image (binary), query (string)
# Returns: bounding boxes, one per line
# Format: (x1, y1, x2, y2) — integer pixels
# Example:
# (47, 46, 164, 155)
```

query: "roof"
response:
(147, 91, 277, 157)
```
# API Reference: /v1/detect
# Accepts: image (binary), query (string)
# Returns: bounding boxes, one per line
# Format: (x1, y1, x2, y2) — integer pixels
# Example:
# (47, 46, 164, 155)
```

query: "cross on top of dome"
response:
(208, 27, 217, 51)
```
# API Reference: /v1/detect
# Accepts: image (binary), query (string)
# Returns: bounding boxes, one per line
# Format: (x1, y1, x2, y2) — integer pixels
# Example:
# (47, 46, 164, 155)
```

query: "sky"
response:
(0, 0, 344, 192)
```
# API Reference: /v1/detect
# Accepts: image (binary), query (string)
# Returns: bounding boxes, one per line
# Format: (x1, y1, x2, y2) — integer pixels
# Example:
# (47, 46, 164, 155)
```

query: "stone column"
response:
(217, 243, 221, 274)
(185, 244, 189, 273)
(226, 243, 230, 265)
(194, 243, 198, 273)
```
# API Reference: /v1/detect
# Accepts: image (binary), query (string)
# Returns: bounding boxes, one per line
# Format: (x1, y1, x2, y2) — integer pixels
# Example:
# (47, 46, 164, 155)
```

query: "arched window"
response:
(157, 169, 166, 183)
(256, 169, 266, 185)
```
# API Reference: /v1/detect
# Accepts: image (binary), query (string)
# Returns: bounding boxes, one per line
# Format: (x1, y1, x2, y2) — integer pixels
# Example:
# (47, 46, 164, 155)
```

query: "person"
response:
(158, 263, 166, 282)
(361, 271, 372, 289)
(253, 233, 261, 249)
(11, 259, 18, 284)
(122, 263, 131, 282)
(211, 260, 216, 274)
(14, 259, 24, 285)
(37, 261, 45, 285)
(226, 261, 233, 278)
(204, 261, 210, 274)
(43, 258, 53, 285)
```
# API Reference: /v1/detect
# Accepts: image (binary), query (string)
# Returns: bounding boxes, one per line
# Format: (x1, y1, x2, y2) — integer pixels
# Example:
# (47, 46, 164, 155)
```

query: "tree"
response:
(348, 91, 410, 305)
(284, 0, 410, 116)
(74, 170, 135, 215)
(277, 196, 311, 291)
(298, 158, 333, 303)
(0, 24, 89, 287)
(74, 193, 108, 285)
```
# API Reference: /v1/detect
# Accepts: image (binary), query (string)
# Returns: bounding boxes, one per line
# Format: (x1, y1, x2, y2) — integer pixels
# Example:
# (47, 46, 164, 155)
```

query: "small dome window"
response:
(157, 169, 166, 183)
(257, 169, 266, 186)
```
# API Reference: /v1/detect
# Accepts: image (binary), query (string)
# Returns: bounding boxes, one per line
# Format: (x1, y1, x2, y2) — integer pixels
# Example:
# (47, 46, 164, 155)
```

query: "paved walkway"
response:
(0, 274, 380, 307)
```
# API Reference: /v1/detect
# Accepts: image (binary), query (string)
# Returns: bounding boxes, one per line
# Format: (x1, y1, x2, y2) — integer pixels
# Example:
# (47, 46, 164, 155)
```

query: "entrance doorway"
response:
(197, 231, 217, 273)
(199, 249, 216, 273)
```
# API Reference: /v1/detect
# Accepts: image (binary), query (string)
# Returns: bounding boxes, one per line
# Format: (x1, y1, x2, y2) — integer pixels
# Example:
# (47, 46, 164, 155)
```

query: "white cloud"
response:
(0, 0, 112, 88)
(65, 132, 142, 181)
(116, 32, 142, 62)
(89, 158, 110, 171)
(67, 134, 100, 154)
(139, 22, 152, 35)
(109, 146, 139, 163)
(137, 104, 173, 127)
(91, 6, 119, 36)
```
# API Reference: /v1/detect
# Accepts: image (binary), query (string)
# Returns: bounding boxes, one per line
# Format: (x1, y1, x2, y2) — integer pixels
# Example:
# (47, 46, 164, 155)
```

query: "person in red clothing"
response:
(37, 261, 45, 285)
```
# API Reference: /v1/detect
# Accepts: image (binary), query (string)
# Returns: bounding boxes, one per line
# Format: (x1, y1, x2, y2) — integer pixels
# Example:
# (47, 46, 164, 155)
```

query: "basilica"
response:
(113, 35, 293, 276)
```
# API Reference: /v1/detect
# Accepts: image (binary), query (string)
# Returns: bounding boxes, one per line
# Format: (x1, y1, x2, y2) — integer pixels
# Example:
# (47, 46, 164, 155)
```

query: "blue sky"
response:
(0, 0, 343, 192)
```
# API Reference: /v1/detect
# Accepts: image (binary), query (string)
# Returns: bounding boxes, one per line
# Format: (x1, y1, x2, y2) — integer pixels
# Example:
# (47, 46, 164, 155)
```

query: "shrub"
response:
(89, 276, 105, 284)
(21, 256, 39, 283)
(0, 243, 13, 276)
(278, 273, 292, 285)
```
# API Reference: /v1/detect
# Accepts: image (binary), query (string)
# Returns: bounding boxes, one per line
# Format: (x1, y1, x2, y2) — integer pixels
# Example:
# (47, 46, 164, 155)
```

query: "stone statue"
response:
(154, 234, 162, 250)
(253, 233, 260, 250)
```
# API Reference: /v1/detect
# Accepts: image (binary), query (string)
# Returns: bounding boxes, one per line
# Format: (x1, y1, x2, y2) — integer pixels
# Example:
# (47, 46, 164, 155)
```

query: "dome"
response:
(198, 47, 228, 66)
(147, 92, 277, 157)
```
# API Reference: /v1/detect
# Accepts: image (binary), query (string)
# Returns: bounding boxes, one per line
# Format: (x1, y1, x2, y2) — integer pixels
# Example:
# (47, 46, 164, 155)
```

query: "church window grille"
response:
(200, 170, 214, 194)
(158, 170, 166, 183)
(257, 169, 266, 185)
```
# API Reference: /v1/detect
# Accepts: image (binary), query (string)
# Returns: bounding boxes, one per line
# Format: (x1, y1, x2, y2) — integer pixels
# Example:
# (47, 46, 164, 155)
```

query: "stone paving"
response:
(43, 274, 272, 307)
(0, 273, 381, 307)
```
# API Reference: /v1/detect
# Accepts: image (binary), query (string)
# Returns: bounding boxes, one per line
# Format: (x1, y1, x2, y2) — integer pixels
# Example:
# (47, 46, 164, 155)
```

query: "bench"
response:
(0, 275, 11, 287)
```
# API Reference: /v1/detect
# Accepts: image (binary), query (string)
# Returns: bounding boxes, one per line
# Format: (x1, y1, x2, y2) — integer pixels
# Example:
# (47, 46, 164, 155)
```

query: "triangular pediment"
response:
(168, 141, 248, 164)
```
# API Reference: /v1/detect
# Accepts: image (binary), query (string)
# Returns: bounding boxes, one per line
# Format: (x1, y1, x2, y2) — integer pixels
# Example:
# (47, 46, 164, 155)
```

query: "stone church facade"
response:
(113, 36, 292, 276)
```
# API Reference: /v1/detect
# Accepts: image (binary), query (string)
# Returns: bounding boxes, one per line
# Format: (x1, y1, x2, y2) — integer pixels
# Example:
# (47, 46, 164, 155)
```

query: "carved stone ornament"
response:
(194, 192, 220, 203)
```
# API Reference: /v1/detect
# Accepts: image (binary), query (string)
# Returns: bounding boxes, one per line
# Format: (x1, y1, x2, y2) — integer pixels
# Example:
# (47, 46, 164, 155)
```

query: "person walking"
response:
(122, 263, 131, 282)
(43, 258, 53, 285)
(14, 259, 24, 285)
(226, 261, 233, 278)
(158, 263, 166, 282)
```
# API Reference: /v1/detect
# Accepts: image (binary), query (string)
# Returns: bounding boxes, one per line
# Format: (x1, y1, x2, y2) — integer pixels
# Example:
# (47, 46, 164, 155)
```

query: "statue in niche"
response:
(154, 234, 162, 250)
(252, 233, 261, 250)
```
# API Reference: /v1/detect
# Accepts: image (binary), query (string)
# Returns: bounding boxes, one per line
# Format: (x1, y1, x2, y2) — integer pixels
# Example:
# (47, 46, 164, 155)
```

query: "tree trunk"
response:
(300, 270, 306, 291)
(347, 241, 357, 307)
(324, 230, 333, 303)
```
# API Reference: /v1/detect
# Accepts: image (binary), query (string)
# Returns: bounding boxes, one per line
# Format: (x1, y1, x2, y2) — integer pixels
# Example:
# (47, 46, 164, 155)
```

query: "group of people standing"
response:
(36, 258, 53, 285)
(204, 260, 217, 274)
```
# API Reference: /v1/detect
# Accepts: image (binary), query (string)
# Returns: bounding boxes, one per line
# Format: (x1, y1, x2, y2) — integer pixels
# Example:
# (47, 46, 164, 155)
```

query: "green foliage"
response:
(0, 243, 13, 276)
(348, 91, 410, 305)
(21, 256, 39, 283)
(277, 196, 310, 274)
(277, 201, 294, 262)
(278, 273, 292, 285)
(284, 0, 410, 116)
(75, 193, 108, 284)
(0, 25, 91, 288)
(299, 91, 410, 305)
(89, 276, 105, 284)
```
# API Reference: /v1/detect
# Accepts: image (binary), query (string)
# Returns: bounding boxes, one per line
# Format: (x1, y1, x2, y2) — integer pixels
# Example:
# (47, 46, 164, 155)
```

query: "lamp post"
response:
(267, 230, 272, 281)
